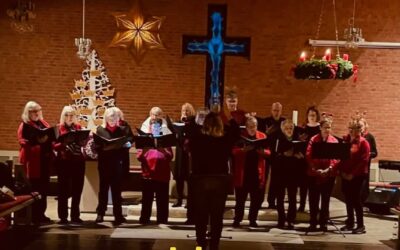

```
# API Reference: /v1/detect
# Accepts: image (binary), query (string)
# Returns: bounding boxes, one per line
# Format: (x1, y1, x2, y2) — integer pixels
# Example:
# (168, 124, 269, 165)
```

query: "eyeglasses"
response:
(321, 112, 333, 117)
(65, 114, 75, 117)
(29, 109, 42, 113)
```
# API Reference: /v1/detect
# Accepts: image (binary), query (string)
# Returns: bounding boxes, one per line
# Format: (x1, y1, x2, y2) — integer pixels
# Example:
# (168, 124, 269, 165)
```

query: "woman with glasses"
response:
(274, 119, 304, 230)
(298, 106, 321, 212)
(53, 106, 86, 224)
(137, 107, 173, 225)
(305, 117, 339, 231)
(95, 107, 131, 225)
(17, 101, 54, 224)
(232, 116, 270, 228)
(339, 118, 370, 234)
(359, 116, 378, 202)
(173, 103, 196, 208)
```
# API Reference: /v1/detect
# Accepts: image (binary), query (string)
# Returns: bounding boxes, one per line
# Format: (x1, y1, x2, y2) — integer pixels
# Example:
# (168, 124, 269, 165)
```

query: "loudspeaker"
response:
(365, 187, 400, 214)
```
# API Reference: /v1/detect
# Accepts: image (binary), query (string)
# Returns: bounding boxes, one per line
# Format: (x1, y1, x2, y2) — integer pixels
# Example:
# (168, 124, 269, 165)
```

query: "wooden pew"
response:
(0, 192, 40, 218)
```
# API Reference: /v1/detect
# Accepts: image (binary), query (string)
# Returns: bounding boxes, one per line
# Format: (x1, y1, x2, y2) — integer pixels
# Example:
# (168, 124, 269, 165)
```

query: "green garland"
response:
(294, 58, 355, 80)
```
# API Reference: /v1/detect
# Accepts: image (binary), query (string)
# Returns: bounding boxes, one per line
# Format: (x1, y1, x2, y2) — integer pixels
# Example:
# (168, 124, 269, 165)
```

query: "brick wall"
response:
(0, 0, 399, 161)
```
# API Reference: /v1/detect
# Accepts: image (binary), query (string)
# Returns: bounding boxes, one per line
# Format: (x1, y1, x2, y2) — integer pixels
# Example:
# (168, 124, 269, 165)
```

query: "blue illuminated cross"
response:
(182, 4, 251, 107)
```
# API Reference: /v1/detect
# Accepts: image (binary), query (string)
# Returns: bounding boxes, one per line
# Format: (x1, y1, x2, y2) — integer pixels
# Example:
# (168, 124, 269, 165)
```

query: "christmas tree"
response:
(70, 50, 115, 130)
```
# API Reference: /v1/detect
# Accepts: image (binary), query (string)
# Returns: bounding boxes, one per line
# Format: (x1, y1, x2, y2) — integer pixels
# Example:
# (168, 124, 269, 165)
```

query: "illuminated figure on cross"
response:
(182, 5, 250, 107)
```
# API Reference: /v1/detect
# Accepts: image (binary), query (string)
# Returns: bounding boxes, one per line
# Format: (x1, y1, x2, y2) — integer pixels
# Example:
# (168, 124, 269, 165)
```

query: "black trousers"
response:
(342, 174, 368, 227)
(186, 178, 195, 222)
(140, 179, 169, 224)
(299, 182, 308, 209)
(276, 179, 297, 224)
(175, 179, 185, 201)
(29, 155, 51, 223)
(361, 162, 371, 202)
(57, 159, 85, 220)
(96, 163, 124, 219)
(298, 163, 308, 209)
(191, 175, 229, 249)
(30, 175, 50, 222)
(308, 176, 335, 226)
(234, 185, 265, 223)
(267, 164, 277, 206)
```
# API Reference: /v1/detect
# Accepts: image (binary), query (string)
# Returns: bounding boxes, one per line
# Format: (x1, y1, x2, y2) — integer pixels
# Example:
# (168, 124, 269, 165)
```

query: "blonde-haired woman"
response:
(173, 103, 196, 208)
(17, 101, 54, 224)
(188, 111, 240, 250)
(140, 107, 172, 135)
(359, 117, 378, 202)
(137, 107, 173, 224)
(53, 106, 85, 224)
(274, 119, 304, 230)
(339, 119, 370, 234)
(95, 107, 131, 225)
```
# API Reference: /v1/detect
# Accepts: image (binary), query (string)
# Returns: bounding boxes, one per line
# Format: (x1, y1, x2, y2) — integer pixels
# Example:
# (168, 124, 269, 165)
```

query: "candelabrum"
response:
(75, 38, 92, 59)
(344, 26, 365, 48)
(75, 0, 91, 60)
(6, 0, 36, 33)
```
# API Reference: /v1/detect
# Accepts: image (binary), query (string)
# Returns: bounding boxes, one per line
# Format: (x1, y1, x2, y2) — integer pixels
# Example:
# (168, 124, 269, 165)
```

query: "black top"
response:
(189, 119, 240, 176)
(257, 116, 286, 145)
(304, 125, 321, 141)
(119, 120, 134, 143)
(96, 126, 127, 169)
(364, 132, 378, 160)
(274, 131, 303, 182)
(173, 117, 195, 179)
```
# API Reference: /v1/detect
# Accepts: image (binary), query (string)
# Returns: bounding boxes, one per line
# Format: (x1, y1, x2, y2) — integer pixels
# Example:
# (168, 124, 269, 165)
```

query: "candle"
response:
(292, 110, 298, 126)
(343, 54, 349, 61)
(325, 49, 331, 61)
(299, 51, 306, 62)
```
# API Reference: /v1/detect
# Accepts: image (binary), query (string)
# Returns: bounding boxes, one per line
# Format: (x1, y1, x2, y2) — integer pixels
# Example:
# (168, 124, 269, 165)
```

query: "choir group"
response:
(17, 89, 377, 250)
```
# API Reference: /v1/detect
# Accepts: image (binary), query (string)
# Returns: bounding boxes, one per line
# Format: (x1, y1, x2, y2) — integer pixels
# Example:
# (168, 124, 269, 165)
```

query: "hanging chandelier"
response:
(293, 0, 358, 81)
(75, 0, 91, 59)
(343, 0, 364, 48)
(309, 0, 400, 49)
(6, 0, 36, 33)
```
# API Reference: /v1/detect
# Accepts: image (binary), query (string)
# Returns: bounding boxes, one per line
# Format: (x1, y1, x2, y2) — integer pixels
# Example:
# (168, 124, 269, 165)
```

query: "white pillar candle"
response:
(292, 110, 298, 126)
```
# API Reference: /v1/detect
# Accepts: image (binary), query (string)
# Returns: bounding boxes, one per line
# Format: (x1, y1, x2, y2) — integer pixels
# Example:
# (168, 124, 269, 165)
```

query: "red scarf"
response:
(106, 124, 118, 133)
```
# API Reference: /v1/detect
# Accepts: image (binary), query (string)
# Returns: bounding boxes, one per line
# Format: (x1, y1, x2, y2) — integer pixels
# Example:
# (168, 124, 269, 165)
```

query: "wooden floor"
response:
(1, 197, 399, 250)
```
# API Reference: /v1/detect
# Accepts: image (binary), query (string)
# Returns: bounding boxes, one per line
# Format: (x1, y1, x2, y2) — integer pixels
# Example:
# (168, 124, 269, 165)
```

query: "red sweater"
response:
(232, 130, 270, 188)
(306, 134, 339, 181)
(137, 147, 173, 183)
(17, 120, 51, 179)
(339, 135, 370, 176)
(220, 109, 247, 126)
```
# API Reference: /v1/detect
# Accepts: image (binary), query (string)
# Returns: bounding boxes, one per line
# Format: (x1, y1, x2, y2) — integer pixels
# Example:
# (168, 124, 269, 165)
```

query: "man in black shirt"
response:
(257, 102, 285, 209)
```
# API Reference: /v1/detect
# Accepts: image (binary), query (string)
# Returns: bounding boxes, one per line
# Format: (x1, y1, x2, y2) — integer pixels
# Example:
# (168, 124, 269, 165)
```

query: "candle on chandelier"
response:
(343, 54, 349, 61)
(325, 49, 331, 61)
(299, 51, 306, 62)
